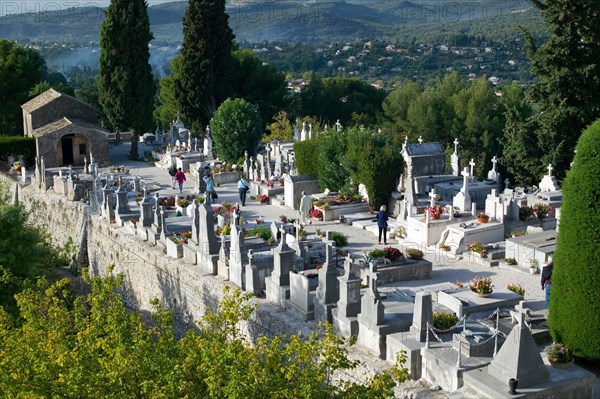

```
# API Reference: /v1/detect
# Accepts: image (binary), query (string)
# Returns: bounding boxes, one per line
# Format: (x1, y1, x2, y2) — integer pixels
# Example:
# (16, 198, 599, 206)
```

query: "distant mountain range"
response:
(0, 0, 544, 44)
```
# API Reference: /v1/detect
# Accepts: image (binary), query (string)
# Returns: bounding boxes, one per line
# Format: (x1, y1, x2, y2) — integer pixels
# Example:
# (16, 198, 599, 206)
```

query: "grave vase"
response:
(509, 378, 518, 395)
(477, 216, 489, 223)
(549, 359, 574, 369)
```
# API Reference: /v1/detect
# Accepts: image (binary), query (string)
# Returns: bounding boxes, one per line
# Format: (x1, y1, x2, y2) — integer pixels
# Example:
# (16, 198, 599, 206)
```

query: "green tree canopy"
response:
(0, 272, 409, 397)
(265, 111, 294, 142)
(548, 120, 600, 361)
(502, 0, 600, 185)
(299, 76, 386, 127)
(229, 49, 288, 127)
(98, 0, 155, 159)
(174, 0, 234, 130)
(0, 182, 57, 316)
(0, 40, 46, 135)
(210, 98, 262, 163)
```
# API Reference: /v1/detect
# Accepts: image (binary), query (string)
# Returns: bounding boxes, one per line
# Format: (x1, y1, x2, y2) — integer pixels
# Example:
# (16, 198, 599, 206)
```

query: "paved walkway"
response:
(109, 143, 547, 311)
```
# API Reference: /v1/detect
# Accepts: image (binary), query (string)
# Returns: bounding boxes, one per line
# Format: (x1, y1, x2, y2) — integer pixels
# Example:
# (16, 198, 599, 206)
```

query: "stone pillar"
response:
(139, 188, 154, 227)
(265, 228, 296, 308)
(115, 179, 129, 215)
(412, 292, 433, 342)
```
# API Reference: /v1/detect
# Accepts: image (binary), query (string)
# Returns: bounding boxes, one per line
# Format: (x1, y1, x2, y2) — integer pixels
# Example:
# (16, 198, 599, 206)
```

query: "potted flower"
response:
(368, 249, 387, 264)
(506, 283, 525, 296)
(279, 215, 287, 223)
(476, 212, 490, 223)
(529, 259, 539, 274)
(297, 228, 308, 241)
(545, 343, 574, 368)
(267, 180, 275, 188)
(405, 248, 424, 260)
(433, 311, 459, 333)
(426, 205, 445, 220)
(440, 244, 450, 252)
(258, 194, 270, 204)
(469, 276, 494, 297)
(532, 203, 552, 220)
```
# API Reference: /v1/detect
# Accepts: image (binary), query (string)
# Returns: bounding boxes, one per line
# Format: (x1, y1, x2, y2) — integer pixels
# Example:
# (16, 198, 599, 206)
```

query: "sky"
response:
(0, 0, 176, 17)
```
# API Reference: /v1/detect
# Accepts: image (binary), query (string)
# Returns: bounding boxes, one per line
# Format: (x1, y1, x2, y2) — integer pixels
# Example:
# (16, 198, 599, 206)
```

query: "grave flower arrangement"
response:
(405, 248, 424, 260)
(433, 311, 459, 332)
(506, 283, 525, 296)
(519, 205, 534, 221)
(177, 198, 190, 208)
(258, 194, 270, 204)
(469, 276, 494, 295)
(469, 242, 487, 254)
(476, 212, 489, 222)
(158, 197, 176, 209)
(532, 203, 552, 219)
(383, 246, 403, 261)
(181, 231, 192, 244)
(214, 202, 235, 217)
(310, 209, 323, 220)
(426, 205, 445, 219)
(545, 343, 573, 364)
(267, 180, 275, 188)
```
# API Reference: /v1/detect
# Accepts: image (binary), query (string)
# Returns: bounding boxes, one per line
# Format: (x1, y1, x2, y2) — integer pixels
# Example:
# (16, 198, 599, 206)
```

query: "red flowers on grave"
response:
(426, 205, 445, 220)
(310, 209, 323, 220)
(258, 194, 269, 204)
(532, 203, 552, 219)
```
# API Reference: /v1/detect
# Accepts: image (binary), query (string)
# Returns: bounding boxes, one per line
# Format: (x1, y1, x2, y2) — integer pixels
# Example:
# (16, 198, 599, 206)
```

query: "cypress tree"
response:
(549, 120, 600, 360)
(503, 0, 600, 184)
(99, 0, 155, 160)
(174, 0, 234, 131)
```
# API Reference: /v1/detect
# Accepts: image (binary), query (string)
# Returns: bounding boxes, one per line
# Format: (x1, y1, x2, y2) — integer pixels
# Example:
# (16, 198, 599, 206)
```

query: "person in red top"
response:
(175, 167, 186, 193)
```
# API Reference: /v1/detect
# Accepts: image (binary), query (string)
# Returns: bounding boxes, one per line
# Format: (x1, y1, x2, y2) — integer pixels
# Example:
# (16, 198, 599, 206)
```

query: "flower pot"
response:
(549, 359, 574, 369)
(472, 289, 492, 297)
(509, 378, 519, 395)
(477, 217, 489, 223)
(434, 327, 454, 334)
(530, 267, 538, 275)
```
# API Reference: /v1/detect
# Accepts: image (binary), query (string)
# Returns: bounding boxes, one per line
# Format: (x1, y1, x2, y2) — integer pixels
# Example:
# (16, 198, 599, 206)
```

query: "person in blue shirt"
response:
(203, 173, 216, 204)
(237, 175, 249, 206)
(376, 205, 388, 245)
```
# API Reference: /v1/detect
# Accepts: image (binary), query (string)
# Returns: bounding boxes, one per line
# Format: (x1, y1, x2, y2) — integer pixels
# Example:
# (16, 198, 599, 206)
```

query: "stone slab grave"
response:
(451, 310, 595, 399)
(357, 256, 433, 284)
(440, 220, 505, 254)
(316, 202, 370, 222)
(437, 289, 523, 318)
(364, 219, 399, 239)
(356, 263, 414, 360)
(505, 230, 556, 269)
(286, 269, 319, 321)
(344, 212, 375, 225)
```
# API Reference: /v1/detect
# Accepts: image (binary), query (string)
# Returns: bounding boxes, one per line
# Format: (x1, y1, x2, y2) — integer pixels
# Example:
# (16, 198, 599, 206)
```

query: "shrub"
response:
(433, 311, 458, 330)
(519, 205, 533, 221)
(0, 136, 36, 167)
(368, 249, 387, 258)
(503, 258, 518, 265)
(506, 283, 525, 295)
(549, 123, 600, 359)
(253, 227, 271, 241)
(331, 231, 348, 247)
(469, 242, 487, 254)
(177, 198, 190, 208)
(545, 343, 574, 363)
(405, 248, 424, 260)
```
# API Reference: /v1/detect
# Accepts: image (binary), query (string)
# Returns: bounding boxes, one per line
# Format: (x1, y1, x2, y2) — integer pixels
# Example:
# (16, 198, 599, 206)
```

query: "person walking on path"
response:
(299, 191, 313, 225)
(203, 173, 216, 205)
(175, 167, 186, 193)
(541, 261, 553, 306)
(237, 175, 250, 206)
(376, 205, 388, 245)
(168, 165, 177, 189)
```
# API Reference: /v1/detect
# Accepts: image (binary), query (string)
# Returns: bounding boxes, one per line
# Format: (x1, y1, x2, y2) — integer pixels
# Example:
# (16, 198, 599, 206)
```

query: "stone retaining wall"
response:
(3, 176, 395, 386)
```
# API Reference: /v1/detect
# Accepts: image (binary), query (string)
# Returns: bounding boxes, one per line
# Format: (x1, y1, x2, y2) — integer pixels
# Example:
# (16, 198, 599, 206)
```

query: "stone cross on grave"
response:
(308, 123, 313, 139)
(547, 163, 554, 177)
(461, 167, 470, 193)
(429, 188, 437, 208)
(453, 138, 459, 153)
(491, 155, 498, 172)
(343, 253, 356, 279)
(469, 158, 476, 181)
(83, 157, 87, 175)
(418, 135, 423, 144)
(335, 119, 342, 132)
(404, 135, 409, 146)
(504, 178, 510, 189)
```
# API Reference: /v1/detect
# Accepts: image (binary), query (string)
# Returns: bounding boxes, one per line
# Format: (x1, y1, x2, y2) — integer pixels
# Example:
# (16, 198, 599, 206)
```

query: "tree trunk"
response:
(129, 131, 139, 160)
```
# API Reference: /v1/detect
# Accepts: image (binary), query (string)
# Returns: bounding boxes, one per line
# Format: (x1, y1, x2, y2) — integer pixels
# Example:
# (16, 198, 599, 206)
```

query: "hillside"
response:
(0, 0, 545, 44)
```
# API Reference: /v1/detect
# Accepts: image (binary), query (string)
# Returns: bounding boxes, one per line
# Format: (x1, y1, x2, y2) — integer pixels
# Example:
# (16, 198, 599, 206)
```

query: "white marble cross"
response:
(418, 135, 423, 144)
(461, 167, 470, 193)
(491, 155, 498, 171)
(404, 135, 409, 146)
(469, 158, 476, 179)
(547, 163, 554, 176)
(429, 188, 437, 207)
(453, 138, 459, 153)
